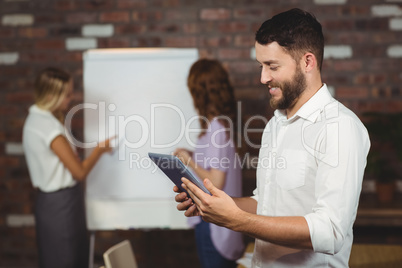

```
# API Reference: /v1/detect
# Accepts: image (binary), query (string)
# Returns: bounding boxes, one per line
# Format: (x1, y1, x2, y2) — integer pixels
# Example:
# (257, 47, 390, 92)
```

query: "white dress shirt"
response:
(23, 105, 76, 192)
(251, 84, 370, 267)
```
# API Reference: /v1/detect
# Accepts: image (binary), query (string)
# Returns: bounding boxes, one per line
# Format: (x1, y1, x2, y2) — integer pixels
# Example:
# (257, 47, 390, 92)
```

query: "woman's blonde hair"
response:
(34, 67, 71, 114)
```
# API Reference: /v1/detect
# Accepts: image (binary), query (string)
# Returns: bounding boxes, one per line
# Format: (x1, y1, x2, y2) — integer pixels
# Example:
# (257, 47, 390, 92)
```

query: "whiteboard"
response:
(83, 48, 200, 230)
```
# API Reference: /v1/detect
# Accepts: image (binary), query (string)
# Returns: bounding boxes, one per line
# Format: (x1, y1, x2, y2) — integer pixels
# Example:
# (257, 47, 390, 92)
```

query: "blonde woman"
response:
(23, 67, 113, 268)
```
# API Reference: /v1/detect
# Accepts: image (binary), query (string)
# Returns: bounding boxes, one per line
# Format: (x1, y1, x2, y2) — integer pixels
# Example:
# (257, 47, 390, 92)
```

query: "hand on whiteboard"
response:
(173, 185, 200, 217)
(98, 136, 116, 154)
(174, 148, 193, 167)
(181, 177, 241, 229)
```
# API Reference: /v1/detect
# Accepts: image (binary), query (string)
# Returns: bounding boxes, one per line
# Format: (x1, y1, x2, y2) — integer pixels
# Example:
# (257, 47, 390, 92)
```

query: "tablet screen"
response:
(148, 152, 211, 195)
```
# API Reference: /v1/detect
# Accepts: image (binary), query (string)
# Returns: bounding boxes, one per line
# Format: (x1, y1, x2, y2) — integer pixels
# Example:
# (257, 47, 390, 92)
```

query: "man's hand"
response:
(173, 185, 200, 217)
(181, 177, 242, 229)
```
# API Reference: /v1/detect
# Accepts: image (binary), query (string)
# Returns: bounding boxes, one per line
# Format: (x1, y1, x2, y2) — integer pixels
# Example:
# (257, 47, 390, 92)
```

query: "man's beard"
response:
(269, 66, 307, 110)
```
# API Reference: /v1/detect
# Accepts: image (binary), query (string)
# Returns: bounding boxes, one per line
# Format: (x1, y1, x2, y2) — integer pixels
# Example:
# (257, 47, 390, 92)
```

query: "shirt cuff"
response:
(304, 212, 337, 255)
(250, 194, 258, 202)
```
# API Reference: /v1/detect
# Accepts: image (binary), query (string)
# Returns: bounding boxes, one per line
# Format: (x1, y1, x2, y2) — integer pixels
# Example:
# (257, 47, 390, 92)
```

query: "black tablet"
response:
(148, 152, 211, 196)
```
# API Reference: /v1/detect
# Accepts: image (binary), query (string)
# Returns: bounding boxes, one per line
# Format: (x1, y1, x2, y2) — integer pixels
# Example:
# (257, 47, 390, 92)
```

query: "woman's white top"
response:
(23, 105, 76, 192)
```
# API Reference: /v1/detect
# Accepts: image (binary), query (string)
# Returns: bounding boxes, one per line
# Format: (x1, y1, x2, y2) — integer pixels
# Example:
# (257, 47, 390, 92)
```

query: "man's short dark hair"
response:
(255, 8, 324, 71)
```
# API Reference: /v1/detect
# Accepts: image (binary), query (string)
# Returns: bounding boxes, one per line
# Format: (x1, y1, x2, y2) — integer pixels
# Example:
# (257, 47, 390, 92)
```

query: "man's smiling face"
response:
(255, 41, 307, 110)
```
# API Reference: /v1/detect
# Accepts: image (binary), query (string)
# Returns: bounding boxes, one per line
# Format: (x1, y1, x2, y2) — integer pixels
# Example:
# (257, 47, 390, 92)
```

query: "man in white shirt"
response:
(174, 8, 370, 267)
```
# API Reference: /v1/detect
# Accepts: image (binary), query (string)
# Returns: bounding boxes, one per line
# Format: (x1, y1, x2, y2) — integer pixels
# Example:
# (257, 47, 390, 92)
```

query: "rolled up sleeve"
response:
(305, 114, 370, 254)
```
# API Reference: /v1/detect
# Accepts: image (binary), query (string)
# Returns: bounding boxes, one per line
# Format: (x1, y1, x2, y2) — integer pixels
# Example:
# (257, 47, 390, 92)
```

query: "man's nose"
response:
(260, 67, 273, 84)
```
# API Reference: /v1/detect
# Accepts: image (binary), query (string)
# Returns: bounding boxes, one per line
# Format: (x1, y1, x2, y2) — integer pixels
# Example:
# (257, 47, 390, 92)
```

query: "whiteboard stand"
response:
(89, 231, 95, 268)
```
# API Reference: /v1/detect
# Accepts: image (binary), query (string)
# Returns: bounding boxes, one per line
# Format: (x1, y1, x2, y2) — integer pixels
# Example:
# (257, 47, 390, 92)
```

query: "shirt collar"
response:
(29, 104, 54, 117)
(274, 84, 334, 123)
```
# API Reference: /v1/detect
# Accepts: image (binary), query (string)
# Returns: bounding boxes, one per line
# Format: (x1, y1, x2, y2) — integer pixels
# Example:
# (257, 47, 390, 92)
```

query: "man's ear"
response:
(302, 53, 317, 73)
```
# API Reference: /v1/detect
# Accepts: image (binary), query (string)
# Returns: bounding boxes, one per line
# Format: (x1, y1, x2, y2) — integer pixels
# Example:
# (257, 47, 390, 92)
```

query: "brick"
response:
(148, 23, 180, 33)
(366, 58, 398, 71)
(0, 52, 19, 65)
(227, 60, 257, 74)
(4, 180, 23, 191)
(336, 87, 369, 99)
(35, 40, 64, 50)
(19, 51, 57, 63)
(83, 0, 114, 10)
(0, 28, 15, 38)
(116, 0, 147, 9)
(6, 214, 35, 227)
(82, 24, 114, 37)
(332, 60, 362, 72)
(370, 32, 400, 44)
(387, 45, 402, 57)
(314, 0, 346, 4)
(100, 11, 130, 23)
(233, 8, 266, 20)
(0, 66, 31, 77)
(0, 156, 20, 167)
(66, 37, 97, 51)
(1, 14, 34, 26)
(200, 8, 231, 21)
(198, 48, 216, 59)
(321, 73, 350, 85)
(196, 21, 217, 33)
(115, 25, 146, 35)
(0, 39, 35, 51)
(132, 11, 163, 22)
(66, 12, 98, 24)
(132, 37, 162, 47)
(218, 22, 249, 33)
(182, 23, 199, 34)
(338, 6, 371, 16)
(50, 26, 81, 36)
(390, 18, 402, 30)
(354, 73, 388, 85)
(385, 100, 402, 113)
(391, 87, 402, 97)
(218, 48, 251, 60)
(321, 19, 355, 31)
(232, 76, 251, 87)
(355, 18, 389, 31)
(18, 27, 47, 38)
(5, 142, 24, 155)
(371, 5, 402, 17)
(54, 0, 79, 10)
(353, 45, 385, 58)
(149, 0, 179, 8)
(6, 92, 33, 104)
(324, 45, 352, 59)
(34, 14, 64, 24)
(235, 88, 268, 101)
(165, 9, 198, 21)
(98, 38, 130, 48)
(234, 34, 255, 47)
(199, 36, 232, 47)
(164, 36, 197, 47)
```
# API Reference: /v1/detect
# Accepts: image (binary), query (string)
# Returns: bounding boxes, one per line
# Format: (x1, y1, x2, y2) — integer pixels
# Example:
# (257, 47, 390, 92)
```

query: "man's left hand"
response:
(181, 177, 242, 229)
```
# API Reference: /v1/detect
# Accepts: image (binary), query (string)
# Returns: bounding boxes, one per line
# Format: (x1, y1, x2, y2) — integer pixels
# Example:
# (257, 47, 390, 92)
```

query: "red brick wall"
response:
(1, 0, 402, 267)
